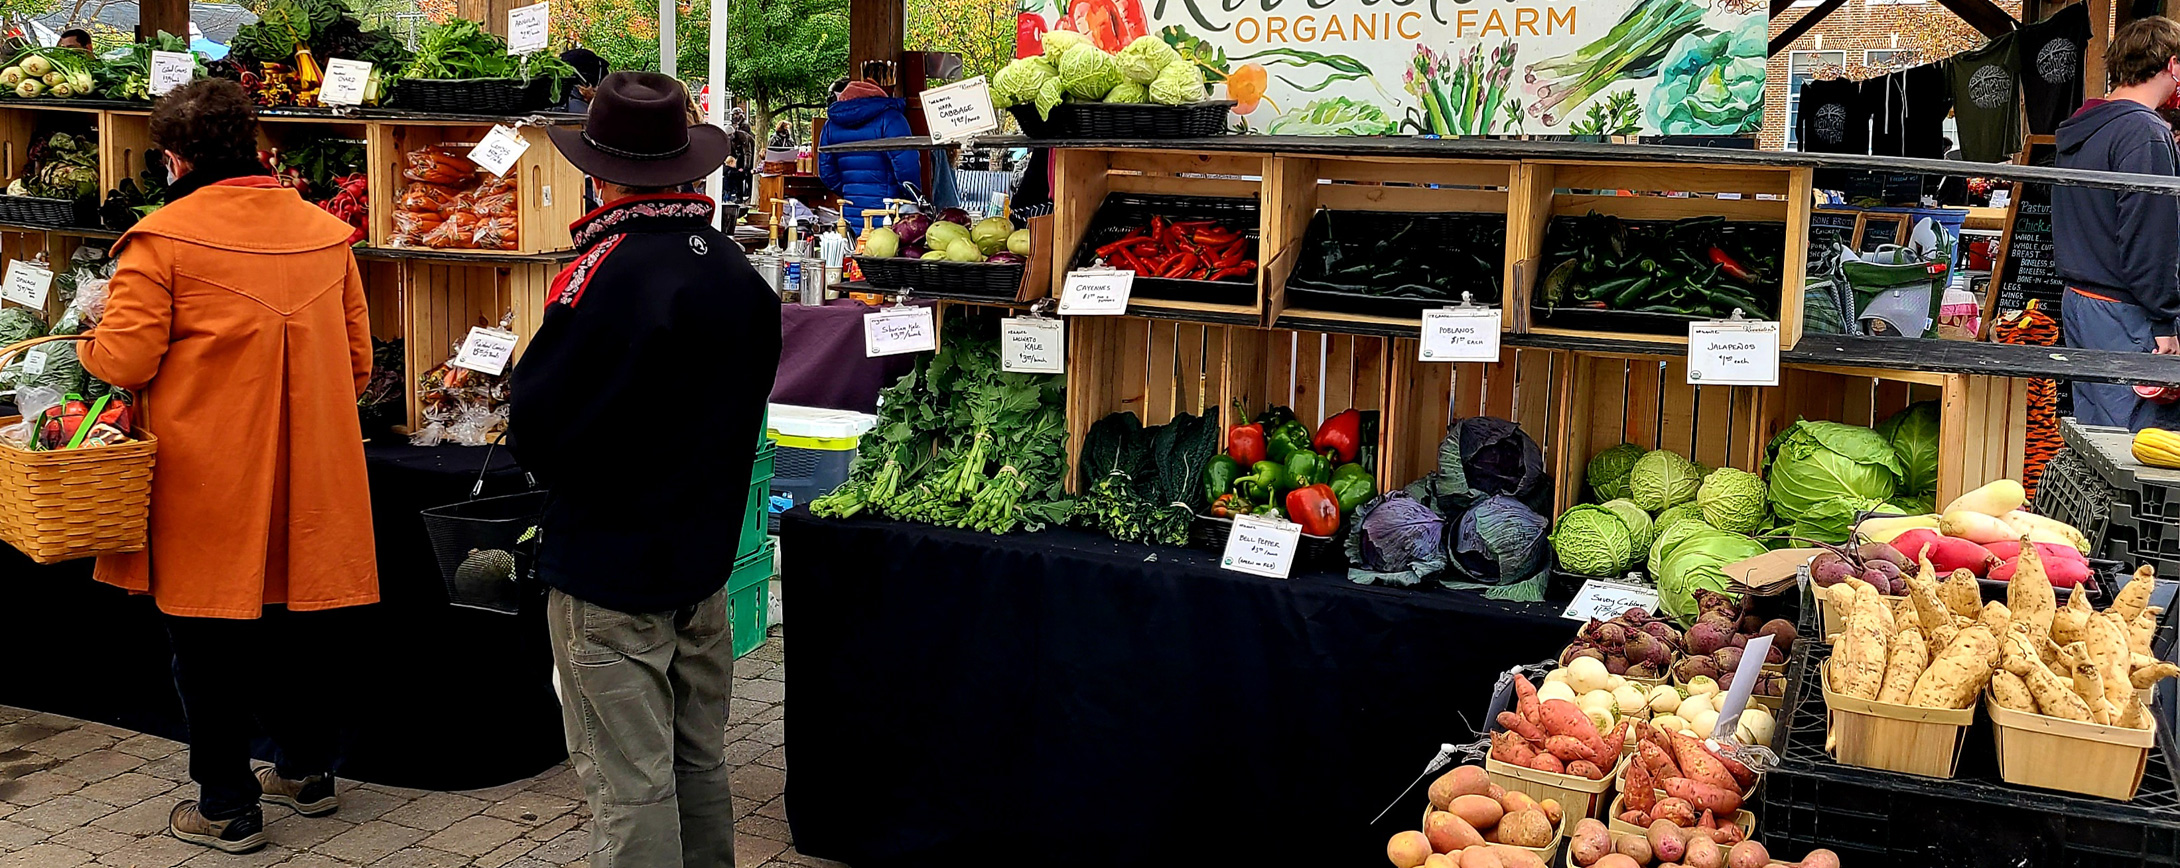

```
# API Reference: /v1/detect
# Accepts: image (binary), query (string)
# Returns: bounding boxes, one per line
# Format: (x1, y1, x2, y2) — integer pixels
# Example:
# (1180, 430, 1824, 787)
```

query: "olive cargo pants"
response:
(548, 587, 736, 868)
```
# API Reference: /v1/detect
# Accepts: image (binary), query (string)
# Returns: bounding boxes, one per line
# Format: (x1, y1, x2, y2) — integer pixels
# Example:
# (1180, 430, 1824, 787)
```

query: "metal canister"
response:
(798, 256, 826, 306)
(750, 249, 784, 295)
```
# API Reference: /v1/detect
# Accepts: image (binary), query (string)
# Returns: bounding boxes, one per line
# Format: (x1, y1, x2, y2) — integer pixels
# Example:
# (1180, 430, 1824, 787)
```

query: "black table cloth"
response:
(0, 442, 566, 790)
(781, 510, 1571, 867)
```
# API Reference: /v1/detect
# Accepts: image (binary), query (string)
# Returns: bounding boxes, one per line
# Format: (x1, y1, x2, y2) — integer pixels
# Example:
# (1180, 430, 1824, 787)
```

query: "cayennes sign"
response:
(1012, 0, 1766, 137)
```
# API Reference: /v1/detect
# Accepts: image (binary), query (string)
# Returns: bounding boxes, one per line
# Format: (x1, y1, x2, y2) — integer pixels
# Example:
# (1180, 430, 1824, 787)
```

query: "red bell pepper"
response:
(1228, 422, 1266, 466)
(1313, 408, 1361, 464)
(1286, 484, 1341, 536)
(1015, 13, 1048, 59)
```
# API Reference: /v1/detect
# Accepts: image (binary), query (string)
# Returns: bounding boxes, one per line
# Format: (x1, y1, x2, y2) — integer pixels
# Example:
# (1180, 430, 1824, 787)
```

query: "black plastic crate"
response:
(1067, 193, 1257, 307)
(1282, 208, 1506, 318)
(1529, 215, 1788, 336)
(1008, 100, 1233, 140)
(2040, 448, 2121, 552)
(2064, 417, 2180, 526)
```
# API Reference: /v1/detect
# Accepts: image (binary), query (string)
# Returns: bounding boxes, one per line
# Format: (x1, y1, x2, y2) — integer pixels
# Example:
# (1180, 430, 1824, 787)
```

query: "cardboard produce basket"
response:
(1818, 664, 1973, 779)
(1420, 805, 1563, 864)
(1484, 753, 1627, 832)
(1603, 792, 1754, 844)
(1985, 693, 2156, 800)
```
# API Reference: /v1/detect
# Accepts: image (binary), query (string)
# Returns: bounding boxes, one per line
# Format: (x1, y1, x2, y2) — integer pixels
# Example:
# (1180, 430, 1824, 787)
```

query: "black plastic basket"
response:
(922, 259, 1025, 299)
(2036, 448, 2118, 552)
(391, 78, 533, 114)
(1283, 208, 1507, 318)
(1068, 193, 1258, 306)
(1530, 216, 1787, 335)
(0, 193, 82, 227)
(1009, 100, 1233, 140)
(418, 441, 545, 615)
(1187, 513, 1337, 567)
(853, 255, 919, 290)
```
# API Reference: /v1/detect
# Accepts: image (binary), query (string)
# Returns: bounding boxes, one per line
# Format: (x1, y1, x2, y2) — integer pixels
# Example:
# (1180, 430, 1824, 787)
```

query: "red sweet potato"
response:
(1513, 675, 1542, 724)
(1528, 753, 1564, 774)
(1546, 735, 1597, 763)
(1669, 732, 1739, 792)
(1989, 555, 2090, 588)
(1703, 742, 1758, 790)
(1566, 760, 1605, 780)
(1650, 796, 1695, 828)
(1498, 710, 1546, 743)
(1601, 719, 1631, 763)
(1663, 777, 1744, 815)
(1890, 529, 1999, 576)
(1639, 740, 1681, 781)
(1492, 731, 1538, 766)
(1623, 753, 1656, 814)
(1537, 699, 1605, 749)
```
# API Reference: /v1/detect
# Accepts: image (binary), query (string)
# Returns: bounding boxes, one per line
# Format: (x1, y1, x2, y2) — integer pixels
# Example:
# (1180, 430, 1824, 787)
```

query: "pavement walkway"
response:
(0, 626, 838, 868)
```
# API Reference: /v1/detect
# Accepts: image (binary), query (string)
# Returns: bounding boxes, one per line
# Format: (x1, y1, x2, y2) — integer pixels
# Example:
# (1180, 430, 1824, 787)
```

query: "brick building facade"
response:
(1764, 0, 2026, 149)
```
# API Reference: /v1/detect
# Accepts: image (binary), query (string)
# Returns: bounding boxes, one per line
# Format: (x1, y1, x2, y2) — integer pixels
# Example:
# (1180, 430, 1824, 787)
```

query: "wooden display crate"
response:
(1264, 155, 1517, 333)
(1382, 343, 1566, 492)
(97, 110, 151, 206)
(1512, 161, 1813, 347)
(1751, 364, 2023, 508)
(401, 258, 556, 429)
(371, 122, 583, 255)
(1553, 351, 1768, 514)
(0, 229, 110, 321)
(1062, 316, 1388, 493)
(1049, 148, 1267, 324)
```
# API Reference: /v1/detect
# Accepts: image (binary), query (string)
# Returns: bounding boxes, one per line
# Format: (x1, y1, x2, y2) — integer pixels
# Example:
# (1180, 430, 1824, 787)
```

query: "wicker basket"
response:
(390, 78, 533, 114)
(0, 336, 157, 564)
(0, 193, 81, 227)
(1008, 101, 1233, 139)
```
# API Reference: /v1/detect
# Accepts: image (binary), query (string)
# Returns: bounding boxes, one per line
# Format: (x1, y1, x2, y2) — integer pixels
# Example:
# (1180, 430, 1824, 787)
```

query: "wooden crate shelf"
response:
(1051, 148, 1268, 323)
(1382, 344, 1567, 493)
(372, 122, 582, 255)
(400, 258, 556, 430)
(1556, 350, 1770, 515)
(1512, 161, 1814, 349)
(1264, 155, 1518, 334)
(1063, 316, 1389, 493)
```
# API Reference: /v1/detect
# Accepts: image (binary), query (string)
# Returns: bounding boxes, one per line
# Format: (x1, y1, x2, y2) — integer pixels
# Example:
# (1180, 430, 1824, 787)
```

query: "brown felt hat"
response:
(548, 71, 731, 188)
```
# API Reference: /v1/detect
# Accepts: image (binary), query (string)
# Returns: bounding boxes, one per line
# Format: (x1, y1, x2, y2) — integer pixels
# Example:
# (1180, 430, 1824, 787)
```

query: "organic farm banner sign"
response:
(1013, 0, 1767, 136)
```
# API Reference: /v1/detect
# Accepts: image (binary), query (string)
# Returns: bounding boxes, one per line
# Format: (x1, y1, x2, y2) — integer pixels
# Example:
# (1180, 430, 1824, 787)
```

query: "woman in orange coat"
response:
(79, 79, 377, 856)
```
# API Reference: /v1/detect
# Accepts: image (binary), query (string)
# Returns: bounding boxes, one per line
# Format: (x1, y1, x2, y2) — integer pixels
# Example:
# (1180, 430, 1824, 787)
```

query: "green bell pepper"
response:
(1265, 419, 1312, 463)
(1329, 463, 1374, 512)
(1284, 450, 1329, 490)
(1253, 500, 1284, 518)
(1203, 455, 1241, 505)
(1236, 460, 1290, 503)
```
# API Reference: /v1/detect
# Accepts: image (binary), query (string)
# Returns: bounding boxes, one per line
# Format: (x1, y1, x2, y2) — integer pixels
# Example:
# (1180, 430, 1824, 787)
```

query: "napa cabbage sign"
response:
(1013, 0, 1767, 136)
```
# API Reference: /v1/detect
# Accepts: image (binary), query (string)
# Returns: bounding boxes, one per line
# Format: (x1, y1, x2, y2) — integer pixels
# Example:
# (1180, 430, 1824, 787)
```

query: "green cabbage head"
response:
(1765, 420, 1902, 523)
(1629, 449, 1703, 512)
(1600, 498, 1654, 552)
(1696, 467, 1767, 534)
(992, 56, 1057, 110)
(1148, 58, 1206, 105)
(1104, 80, 1147, 104)
(1654, 501, 1705, 536)
(1587, 443, 1645, 503)
(1114, 35, 1179, 84)
(1059, 45, 1123, 101)
(1875, 401, 1940, 497)
(1041, 29, 1090, 64)
(1653, 524, 1766, 624)
(1550, 504, 1636, 577)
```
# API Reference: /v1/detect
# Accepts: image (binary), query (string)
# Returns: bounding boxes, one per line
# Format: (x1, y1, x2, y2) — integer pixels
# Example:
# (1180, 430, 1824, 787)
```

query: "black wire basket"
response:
(1068, 193, 1258, 306)
(420, 490, 546, 614)
(922, 259, 1025, 298)
(1009, 100, 1233, 139)
(1187, 513, 1338, 566)
(391, 78, 534, 115)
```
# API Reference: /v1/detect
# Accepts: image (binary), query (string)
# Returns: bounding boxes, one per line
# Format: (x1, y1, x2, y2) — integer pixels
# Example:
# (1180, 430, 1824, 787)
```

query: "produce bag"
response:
(0, 385, 60, 447)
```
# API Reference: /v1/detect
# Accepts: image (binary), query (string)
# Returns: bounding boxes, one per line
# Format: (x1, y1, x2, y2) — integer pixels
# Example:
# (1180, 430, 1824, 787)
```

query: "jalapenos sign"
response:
(1011, 0, 1766, 137)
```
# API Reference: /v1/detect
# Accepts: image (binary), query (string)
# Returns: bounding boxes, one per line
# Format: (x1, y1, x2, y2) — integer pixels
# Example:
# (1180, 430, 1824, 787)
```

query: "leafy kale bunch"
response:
(404, 20, 578, 101)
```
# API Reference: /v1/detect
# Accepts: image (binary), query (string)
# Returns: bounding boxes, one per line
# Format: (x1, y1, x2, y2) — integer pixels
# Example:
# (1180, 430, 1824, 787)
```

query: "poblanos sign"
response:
(1014, 0, 1766, 137)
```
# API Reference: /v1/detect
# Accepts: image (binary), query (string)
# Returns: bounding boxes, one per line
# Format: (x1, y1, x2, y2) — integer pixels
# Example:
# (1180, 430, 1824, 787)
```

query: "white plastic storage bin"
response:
(766, 403, 878, 530)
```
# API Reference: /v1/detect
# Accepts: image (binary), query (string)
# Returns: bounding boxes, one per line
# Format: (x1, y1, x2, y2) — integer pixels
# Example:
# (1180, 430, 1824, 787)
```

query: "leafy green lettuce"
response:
(1644, 15, 1765, 136)
(1875, 401, 1940, 496)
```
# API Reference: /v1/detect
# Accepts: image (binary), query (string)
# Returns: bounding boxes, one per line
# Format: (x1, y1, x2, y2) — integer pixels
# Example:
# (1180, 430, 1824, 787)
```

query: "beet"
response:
(986, 252, 1026, 263)
(1713, 646, 1744, 675)
(1688, 619, 1733, 656)
(892, 213, 933, 245)
(938, 207, 972, 225)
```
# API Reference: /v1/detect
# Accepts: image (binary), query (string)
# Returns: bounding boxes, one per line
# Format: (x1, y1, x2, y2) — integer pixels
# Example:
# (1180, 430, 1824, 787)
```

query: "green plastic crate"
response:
(739, 442, 775, 560)
(729, 540, 775, 658)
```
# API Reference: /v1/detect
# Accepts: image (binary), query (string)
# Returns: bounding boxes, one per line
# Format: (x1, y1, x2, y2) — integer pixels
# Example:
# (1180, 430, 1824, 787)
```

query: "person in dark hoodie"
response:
(817, 79, 920, 234)
(2055, 16, 2180, 429)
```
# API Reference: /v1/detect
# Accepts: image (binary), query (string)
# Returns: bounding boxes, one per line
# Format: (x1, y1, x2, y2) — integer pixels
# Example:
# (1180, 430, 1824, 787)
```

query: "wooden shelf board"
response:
(1124, 297, 1258, 325)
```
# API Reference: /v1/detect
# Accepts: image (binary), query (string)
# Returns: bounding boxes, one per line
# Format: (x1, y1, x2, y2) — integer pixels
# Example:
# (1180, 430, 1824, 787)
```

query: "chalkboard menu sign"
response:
(1808, 210, 1858, 276)
(1994, 142, 2063, 317)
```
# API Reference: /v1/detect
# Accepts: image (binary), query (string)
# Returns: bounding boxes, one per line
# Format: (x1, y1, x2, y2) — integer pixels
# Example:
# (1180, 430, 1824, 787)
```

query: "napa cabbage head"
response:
(992, 56, 1057, 111)
(1148, 58, 1207, 105)
(1765, 420, 1902, 523)
(1059, 46, 1125, 101)
(1114, 35, 1180, 84)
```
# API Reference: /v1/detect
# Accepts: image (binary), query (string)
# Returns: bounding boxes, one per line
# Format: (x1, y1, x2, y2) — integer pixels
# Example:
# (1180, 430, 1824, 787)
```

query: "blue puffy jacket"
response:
(818, 95, 921, 233)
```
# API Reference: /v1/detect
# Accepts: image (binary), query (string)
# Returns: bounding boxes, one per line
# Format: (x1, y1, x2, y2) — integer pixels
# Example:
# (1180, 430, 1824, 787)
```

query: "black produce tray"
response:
(1530, 215, 1785, 334)
(1068, 192, 1258, 307)
(1759, 584, 2180, 868)
(852, 255, 1024, 298)
(1008, 100, 1233, 140)
(1187, 513, 1337, 566)
(854, 255, 918, 290)
(1283, 208, 1506, 317)
(391, 77, 547, 114)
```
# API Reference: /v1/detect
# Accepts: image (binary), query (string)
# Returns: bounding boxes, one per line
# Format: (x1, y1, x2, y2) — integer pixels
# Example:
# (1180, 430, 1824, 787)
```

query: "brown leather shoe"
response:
(256, 767, 340, 816)
(169, 800, 267, 853)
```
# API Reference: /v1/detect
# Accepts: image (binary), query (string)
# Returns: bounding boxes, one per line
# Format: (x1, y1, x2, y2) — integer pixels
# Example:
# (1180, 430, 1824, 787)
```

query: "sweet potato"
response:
(1497, 711, 1546, 743)
(2007, 539, 2057, 639)
(1683, 835, 1722, 868)
(1649, 820, 1687, 863)
(2053, 586, 2093, 646)
(1491, 731, 1538, 766)
(1602, 719, 1631, 762)
(2133, 661, 2180, 689)
(1639, 739, 1681, 782)
(1499, 790, 1540, 817)
(2131, 611, 2158, 657)
(1907, 625, 1998, 709)
(1669, 731, 1738, 791)
(1430, 766, 1492, 810)
(1663, 777, 1744, 815)
(1617, 810, 1645, 826)
(1422, 854, 1458, 868)
(1797, 848, 1843, 868)
(1990, 670, 2037, 712)
(2122, 699, 2155, 730)
(1496, 809, 1555, 848)
(1907, 558, 1949, 633)
(1539, 799, 1562, 827)
(1623, 751, 1658, 814)
(1877, 626, 1928, 704)
(1727, 841, 1770, 868)
(1941, 568, 1983, 617)
(2021, 646, 2091, 721)
(1537, 699, 1605, 752)
(1890, 529, 1998, 575)
(1492, 845, 1547, 868)
(1389, 830, 1433, 867)
(2114, 566, 2157, 623)
(1527, 754, 1565, 774)
(1546, 735, 1596, 763)
(1708, 821, 1745, 845)
(1650, 796, 1696, 828)
(1459, 847, 1504, 868)
(1593, 856, 1640, 868)
(1979, 600, 2013, 639)
(1513, 674, 1542, 724)
(1425, 810, 1486, 853)
(2086, 613, 2135, 711)
(1614, 834, 1653, 865)
(1566, 760, 1606, 780)
(1705, 743, 1758, 791)
(1569, 820, 1611, 866)
(1833, 590, 1892, 699)
(2064, 640, 2111, 724)
(1450, 794, 1504, 831)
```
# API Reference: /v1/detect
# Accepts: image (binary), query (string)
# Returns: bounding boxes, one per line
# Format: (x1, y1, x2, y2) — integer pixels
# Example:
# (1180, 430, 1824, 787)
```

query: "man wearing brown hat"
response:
(511, 71, 780, 868)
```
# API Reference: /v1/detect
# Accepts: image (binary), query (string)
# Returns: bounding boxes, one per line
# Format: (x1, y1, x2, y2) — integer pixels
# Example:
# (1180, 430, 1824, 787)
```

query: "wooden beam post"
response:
(2088, 0, 2113, 100)
(140, 0, 188, 42)
(455, 0, 516, 35)
(849, 0, 904, 88)
(1931, 0, 2019, 38)
(1769, 0, 1849, 57)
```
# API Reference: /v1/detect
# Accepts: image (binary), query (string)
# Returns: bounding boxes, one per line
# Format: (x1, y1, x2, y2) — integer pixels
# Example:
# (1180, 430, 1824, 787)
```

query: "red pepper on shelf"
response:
(1286, 484, 1341, 536)
(1708, 246, 1756, 283)
(1313, 409, 1361, 464)
(1227, 420, 1267, 466)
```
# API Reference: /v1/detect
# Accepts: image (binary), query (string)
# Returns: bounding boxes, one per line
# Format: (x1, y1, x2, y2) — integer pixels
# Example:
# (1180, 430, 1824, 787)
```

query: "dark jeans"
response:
(165, 608, 341, 820)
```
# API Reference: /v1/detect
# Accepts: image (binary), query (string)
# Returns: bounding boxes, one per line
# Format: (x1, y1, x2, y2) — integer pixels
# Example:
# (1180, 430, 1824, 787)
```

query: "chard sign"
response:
(1012, 0, 1766, 136)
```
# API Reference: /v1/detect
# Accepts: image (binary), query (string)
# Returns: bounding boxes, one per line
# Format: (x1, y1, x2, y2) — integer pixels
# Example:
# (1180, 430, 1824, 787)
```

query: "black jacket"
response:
(510, 193, 781, 613)
(2054, 98, 2180, 329)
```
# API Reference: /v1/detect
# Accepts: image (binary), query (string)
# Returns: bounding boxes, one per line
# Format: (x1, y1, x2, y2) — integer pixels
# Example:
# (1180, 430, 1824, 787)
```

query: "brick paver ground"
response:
(0, 626, 843, 868)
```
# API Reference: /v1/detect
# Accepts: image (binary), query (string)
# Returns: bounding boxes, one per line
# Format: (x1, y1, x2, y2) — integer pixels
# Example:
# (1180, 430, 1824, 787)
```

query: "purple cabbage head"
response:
(1352, 492, 1446, 574)
(1448, 495, 1550, 583)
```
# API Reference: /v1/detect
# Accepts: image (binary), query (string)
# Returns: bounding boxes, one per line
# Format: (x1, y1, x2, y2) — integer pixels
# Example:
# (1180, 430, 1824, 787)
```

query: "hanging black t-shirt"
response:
(2021, 3, 2091, 135)
(1947, 32, 2023, 162)
(1798, 78, 1869, 154)
(1870, 63, 1953, 158)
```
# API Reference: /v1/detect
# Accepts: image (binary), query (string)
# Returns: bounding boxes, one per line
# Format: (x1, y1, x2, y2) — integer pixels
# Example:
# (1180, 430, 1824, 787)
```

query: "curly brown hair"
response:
(149, 79, 258, 171)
